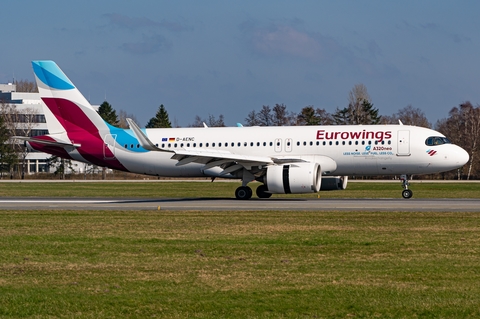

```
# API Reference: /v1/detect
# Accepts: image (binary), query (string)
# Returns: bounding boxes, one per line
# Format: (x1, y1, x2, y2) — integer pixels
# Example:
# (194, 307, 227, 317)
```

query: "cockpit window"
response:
(425, 136, 451, 146)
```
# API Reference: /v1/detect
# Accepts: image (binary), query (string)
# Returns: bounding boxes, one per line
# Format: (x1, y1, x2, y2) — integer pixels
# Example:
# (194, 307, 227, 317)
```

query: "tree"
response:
(0, 107, 17, 178)
(436, 102, 480, 180)
(118, 110, 139, 129)
(297, 106, 319, 125)
(14, 79, 38, 93)
(245, 110, 259, 126)
(146, 104, 172, 128)
(98, 101, 119, 126)
(0, 102, 38, 178)
(332, 107, 350, 125)
(189, 114, 225, 127)
(272, 104, 289, 126)
(336, 84, 381, 125)
(355, 100, 381, 125)
(389, 105, 431, 128)
(297, 106, 333, 126)
(258, 105, 273, 126)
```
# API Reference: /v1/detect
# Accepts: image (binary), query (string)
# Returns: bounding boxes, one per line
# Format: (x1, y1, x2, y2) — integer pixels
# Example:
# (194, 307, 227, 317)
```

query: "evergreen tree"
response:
(146, 104, 172, 128)
(355, 100, 381, 124)
(0, 113, 17, 177)
(98, 101, 119, 126)
(297, 106, 320, 125)
(333, 107, 351, 125)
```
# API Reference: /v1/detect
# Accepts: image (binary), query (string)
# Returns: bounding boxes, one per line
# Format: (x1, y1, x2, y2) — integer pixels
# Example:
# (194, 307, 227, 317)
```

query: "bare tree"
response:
(348, 83, 371, 124)
(118, 110, 139, 129)
(189, 114, 225, 127)
(0, 103, 38, 178)
(14, 79, 38, 93)
(436, 102, 480, 180)
(389, 105, 431, 128)
(258, 105, 273, 126)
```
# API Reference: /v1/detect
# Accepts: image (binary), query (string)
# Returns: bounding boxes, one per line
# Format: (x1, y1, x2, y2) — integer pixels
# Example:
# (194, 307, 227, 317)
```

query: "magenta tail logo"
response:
(427, 149, 437, 156)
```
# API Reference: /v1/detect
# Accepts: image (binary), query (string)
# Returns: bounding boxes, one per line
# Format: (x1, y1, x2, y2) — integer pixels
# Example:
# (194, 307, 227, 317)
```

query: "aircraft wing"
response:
(126, 118, 274, 175)
(126, 118, 336, 176)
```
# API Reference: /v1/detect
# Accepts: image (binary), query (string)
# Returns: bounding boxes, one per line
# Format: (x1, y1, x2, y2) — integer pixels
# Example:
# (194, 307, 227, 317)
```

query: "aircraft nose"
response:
(454, 146, 469, 166)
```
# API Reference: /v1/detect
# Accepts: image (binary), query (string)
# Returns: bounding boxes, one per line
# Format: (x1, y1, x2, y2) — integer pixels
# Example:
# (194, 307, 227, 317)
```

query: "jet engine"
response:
(320, 176, 348, 190)
(265, 162, 321, 194)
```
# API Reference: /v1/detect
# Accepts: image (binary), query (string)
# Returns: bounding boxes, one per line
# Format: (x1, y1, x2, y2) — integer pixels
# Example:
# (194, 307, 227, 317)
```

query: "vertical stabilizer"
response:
(31, 60, 107, 134)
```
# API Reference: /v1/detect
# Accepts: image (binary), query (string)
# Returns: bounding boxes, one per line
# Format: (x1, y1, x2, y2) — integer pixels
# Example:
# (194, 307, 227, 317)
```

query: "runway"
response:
(0, 197, 479, 212)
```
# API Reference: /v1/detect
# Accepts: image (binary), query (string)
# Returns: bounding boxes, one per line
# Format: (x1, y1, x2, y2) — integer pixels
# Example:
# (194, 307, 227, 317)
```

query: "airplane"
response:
(18, 60, 469, 200)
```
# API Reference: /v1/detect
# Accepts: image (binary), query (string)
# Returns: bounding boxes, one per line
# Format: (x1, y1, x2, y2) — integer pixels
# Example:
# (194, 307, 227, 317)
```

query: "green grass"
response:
(1, 180, 480, 198)
(1, 210, 480, 318)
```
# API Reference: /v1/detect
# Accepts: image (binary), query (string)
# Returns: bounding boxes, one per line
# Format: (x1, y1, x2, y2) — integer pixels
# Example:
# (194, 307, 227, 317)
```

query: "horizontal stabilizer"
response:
(11, 135, 80, 148)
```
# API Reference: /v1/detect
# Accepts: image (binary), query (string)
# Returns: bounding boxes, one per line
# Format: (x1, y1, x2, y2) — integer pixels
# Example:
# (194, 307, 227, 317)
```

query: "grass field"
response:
(1, 210, 479, 318)
(1, 180, 480, 198)
(1, 182, 480, 318)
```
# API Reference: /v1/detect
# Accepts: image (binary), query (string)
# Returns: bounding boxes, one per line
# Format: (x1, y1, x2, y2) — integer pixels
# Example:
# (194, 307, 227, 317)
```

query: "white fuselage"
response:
(102, 124, 468, 178)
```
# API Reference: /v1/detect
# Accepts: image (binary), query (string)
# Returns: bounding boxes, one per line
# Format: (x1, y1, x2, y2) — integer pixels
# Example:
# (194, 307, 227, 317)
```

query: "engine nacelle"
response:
(266, 162, 321, 194)
(320, 176, 348, 190)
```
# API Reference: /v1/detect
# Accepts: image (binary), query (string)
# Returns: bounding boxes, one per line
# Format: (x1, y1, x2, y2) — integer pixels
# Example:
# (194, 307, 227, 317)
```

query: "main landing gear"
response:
(400, 174, 413, 199)
(235, 184, 272, 200)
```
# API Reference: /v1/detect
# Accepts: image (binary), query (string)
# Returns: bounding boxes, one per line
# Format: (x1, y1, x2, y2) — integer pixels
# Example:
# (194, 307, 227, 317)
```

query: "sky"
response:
(1, 1, 480, 127)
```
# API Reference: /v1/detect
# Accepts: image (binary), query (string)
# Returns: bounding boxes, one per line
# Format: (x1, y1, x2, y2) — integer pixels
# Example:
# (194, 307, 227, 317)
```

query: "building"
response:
(1, 83, 97, 174)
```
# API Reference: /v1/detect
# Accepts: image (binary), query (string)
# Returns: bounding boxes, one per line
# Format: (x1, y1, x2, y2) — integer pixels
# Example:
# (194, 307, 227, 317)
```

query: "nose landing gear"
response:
(400, 175, 413, 199)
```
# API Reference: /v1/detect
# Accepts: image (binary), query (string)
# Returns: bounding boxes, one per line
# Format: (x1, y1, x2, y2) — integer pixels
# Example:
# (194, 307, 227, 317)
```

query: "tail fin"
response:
(32, 60, 107, 135)
(31, 61, 127, 171)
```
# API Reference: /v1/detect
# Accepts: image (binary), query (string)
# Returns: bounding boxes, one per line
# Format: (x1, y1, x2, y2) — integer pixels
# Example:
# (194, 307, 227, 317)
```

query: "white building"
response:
(1, 83, 97, 174)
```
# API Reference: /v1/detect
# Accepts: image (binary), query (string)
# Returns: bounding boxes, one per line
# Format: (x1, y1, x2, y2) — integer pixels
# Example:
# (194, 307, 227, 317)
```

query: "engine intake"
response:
(266, 162, 321, 194)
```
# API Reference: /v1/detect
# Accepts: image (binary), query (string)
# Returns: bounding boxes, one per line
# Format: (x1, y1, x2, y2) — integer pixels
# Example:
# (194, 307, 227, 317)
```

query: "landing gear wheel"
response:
(256, 184, 272, 199)
(235, 186, 252, 200)
(402, 189, 413, 199)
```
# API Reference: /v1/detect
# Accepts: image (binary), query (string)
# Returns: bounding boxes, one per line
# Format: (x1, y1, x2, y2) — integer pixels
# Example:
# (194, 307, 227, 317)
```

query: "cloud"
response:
(120, 34, 172, 54)
(241, 21, 341, 62)
(103, 13, 192, 32)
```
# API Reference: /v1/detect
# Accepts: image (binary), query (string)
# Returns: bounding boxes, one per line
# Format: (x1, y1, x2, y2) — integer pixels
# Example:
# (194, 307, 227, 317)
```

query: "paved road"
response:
(1, 197, 479, 212)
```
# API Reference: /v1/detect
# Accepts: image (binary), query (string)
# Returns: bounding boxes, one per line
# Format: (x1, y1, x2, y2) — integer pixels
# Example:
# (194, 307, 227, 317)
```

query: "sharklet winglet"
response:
(126, 118, 170, 152)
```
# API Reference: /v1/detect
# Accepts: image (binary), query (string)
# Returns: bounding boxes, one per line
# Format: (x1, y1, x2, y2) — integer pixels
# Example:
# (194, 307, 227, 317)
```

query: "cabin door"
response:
(397, 130, 410, 156)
